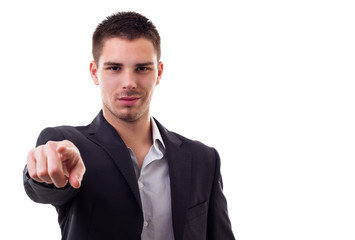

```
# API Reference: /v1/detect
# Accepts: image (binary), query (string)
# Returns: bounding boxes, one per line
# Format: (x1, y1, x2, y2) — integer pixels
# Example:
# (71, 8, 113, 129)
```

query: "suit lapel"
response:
(155, 119, 192, 240)
(85, 111, 142, 209)
(84, 112, 192, 239)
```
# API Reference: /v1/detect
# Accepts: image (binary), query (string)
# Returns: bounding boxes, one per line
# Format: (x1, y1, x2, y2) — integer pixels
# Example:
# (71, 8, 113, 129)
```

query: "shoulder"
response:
(154, 118, 218, 156)
(157, 122, 219, 166)
(173, 131, 216, 153)
(171, 130, 220, 162)
(36, 125, 89, 146)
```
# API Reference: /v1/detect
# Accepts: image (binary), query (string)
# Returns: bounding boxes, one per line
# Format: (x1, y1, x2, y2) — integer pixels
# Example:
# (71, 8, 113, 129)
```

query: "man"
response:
(24, 11, 235, 240)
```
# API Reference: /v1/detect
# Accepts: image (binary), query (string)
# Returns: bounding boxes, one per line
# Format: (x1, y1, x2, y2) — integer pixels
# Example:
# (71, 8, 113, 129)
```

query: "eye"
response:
(107, 66, 120, 71)
(136, 66, 150, 72)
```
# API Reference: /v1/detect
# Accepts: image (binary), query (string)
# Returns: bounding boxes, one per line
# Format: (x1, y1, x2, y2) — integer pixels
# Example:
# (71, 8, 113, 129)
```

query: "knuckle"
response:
(46, 140, 57, 148)
(27, 149, 34, 158)
(61, 140, 73, 148)
(48, 166, 60, 177)
(74, 148, 81, 156)
(37, 169, 49, 179)
(55, 181, 67, 188)
(33, 145, 44, 158)
(28, 170, 38, 180)
(26, 151, 35, 166)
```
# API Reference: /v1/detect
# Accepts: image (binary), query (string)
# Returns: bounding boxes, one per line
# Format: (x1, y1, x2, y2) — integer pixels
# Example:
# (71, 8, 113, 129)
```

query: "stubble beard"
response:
(103, 100, 150, 123)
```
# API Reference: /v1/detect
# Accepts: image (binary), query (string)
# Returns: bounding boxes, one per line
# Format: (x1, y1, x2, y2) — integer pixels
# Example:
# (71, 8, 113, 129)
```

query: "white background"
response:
(1, 0, 354, 239)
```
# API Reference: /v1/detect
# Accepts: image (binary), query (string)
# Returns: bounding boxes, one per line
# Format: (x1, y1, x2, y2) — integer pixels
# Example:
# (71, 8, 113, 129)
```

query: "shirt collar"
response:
(151, 117, 166, 151)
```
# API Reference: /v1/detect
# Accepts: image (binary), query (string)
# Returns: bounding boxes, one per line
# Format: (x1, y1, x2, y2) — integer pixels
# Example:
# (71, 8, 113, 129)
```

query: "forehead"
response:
(99, 37, 157, 64)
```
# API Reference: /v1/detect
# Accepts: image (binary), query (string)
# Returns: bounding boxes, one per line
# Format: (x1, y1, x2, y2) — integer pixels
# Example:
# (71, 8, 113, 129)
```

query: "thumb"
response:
(57, 145, 79, 161)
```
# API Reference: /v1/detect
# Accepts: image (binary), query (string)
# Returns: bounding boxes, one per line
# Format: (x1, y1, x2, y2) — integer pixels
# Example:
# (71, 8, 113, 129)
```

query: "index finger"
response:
(45, 142, 69, 188)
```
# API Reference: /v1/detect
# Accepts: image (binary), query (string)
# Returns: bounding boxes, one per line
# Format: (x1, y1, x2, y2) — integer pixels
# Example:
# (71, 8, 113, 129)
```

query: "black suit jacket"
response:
(24, 111, 235, 240)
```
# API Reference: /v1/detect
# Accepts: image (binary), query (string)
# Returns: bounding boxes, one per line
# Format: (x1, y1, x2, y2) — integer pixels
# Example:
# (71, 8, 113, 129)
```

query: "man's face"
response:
(90, 37, 163, 123)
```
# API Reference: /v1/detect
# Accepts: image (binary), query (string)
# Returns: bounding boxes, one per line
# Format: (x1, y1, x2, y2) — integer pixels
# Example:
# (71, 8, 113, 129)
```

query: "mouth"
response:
(118, 96, 140, 106)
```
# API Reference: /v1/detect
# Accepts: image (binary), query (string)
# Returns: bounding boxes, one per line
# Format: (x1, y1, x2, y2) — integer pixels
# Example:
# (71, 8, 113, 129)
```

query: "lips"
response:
(118, 96, 140, 106)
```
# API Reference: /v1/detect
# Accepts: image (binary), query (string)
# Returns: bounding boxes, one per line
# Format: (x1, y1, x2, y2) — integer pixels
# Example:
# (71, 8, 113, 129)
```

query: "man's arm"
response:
(23, 127, 85, 206)
(207, 149, 235, 240)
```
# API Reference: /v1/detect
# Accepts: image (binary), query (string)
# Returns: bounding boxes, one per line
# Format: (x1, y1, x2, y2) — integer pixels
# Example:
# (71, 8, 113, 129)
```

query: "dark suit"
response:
(24, 111, 235, 240)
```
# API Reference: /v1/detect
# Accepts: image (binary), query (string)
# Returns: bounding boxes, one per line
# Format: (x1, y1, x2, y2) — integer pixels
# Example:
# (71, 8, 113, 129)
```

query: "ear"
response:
(90, 61, 99, 85)
(156, 61, 163, 86)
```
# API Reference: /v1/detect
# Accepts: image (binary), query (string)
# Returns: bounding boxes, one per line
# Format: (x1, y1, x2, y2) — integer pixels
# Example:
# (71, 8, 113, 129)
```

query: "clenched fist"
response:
(27, 140, 86, 189)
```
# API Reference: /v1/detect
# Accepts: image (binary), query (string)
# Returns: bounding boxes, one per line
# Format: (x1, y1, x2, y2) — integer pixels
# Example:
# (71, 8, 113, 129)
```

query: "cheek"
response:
(99, 76, 119, 92)
(144, 84, 156, 99)
(99, 81, 116, 102)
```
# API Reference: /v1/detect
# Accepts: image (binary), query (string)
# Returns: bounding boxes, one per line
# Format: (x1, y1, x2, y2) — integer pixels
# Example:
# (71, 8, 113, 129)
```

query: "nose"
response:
(122, 70, 137, 90)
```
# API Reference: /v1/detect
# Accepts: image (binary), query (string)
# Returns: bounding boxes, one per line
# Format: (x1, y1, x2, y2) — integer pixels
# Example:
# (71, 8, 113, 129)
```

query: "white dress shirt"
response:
(128, 118, 174, 240)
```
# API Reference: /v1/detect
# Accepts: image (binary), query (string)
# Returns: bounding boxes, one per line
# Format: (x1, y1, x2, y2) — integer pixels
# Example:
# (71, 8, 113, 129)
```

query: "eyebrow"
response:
(103, 62, 155, 67)
(103, 62, 123, 67)
(136, 62, 155, 67)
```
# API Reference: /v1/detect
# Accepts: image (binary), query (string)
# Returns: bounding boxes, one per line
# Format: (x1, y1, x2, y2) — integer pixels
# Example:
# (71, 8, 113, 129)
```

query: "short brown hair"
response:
(92, 11, 161, 64)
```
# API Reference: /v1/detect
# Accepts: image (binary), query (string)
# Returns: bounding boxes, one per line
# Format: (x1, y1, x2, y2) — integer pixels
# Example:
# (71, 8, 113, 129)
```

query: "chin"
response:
(115, 111, 144, 122)
(104, 102, 149, 123)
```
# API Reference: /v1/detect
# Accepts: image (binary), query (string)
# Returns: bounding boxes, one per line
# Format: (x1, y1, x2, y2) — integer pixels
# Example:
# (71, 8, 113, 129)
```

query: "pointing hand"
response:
(27, 140, 86, 189)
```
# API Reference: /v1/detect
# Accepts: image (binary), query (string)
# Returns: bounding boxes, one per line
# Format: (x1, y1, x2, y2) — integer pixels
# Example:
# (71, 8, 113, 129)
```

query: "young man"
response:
(24, 12, 235, 240)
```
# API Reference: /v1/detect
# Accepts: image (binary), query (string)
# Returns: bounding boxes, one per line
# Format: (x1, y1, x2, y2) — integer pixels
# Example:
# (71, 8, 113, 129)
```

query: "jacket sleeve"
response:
(207, 149, 236, 240)
(23, 127, 78, 207)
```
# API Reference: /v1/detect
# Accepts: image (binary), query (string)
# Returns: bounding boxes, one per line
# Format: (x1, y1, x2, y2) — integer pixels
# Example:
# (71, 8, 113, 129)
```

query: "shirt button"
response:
(143, 221, 149, 227)
(138, 181, 144, 189)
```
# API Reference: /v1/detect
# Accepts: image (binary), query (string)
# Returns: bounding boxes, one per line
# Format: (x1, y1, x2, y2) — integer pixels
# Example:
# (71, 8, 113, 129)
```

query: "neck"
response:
(103, 110, 153, 149)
